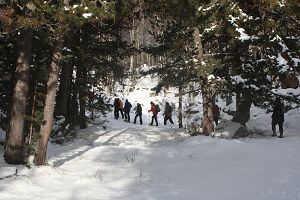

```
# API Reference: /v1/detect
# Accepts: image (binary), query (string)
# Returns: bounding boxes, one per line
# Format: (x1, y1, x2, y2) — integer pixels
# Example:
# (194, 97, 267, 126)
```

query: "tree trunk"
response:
(232, 91, 252, 126)
(77, 59, 87, 129)
(193, 27, 214, 135)
(34, 38, 64, 166)
(178, 84, 183, 128)
(201, 83, 214, 135)
(193, 27, 203, 59)
(68, 65, 79, 123)
(28, 80, 38, 145)
(4, 29, 33, 164)
(56, 60, 71, 117)
(74, 28, 87, 129)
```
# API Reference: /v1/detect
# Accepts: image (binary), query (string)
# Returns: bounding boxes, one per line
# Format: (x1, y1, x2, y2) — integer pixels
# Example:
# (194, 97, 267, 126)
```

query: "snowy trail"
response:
(1, 117, 300, 200)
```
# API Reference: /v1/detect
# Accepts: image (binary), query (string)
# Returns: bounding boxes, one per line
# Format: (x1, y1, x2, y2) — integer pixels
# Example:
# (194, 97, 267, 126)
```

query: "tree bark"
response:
(34, 38, 64, 166)
(28, 80, 38, 145)
(201, 82, 214, 135)
(193, 27, 203, 59)
(77, 58, 87, 129)
(193, 27, 214, 135)
(4, 29, 33, 164)
(56, 60, 71, 117)
(74, 28, 87, 129)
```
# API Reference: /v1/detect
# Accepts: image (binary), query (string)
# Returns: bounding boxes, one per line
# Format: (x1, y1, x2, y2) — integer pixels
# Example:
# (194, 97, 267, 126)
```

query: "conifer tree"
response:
(198, 0, 300, 125)
(34, 0, 136, 165)
(144, 0, 220, 134)
(1, 1, 40, 164)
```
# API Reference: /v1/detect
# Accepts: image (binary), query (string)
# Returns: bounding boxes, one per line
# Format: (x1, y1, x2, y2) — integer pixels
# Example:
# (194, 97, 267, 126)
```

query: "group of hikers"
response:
(113, 98, 174, 126)
(112, 97, 285, 137)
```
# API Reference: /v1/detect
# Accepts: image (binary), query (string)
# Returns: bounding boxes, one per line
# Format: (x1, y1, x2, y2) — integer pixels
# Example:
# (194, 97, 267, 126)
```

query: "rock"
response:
(232, 126, 249, 139)
(213, 120, 249, 139)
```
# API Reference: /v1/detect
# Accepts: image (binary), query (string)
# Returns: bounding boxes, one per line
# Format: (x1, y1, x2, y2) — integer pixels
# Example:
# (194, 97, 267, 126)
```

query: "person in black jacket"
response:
(272, 98, 285, 138)
(163, 102, 174, 125)
(124, 99, 132, 122)
(113, 98, 120, 119)
(134, 103, 143, 125)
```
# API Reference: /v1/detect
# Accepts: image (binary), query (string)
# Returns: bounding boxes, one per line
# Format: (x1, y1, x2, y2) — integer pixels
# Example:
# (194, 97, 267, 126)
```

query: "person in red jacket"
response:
(148, 101, 158, 126)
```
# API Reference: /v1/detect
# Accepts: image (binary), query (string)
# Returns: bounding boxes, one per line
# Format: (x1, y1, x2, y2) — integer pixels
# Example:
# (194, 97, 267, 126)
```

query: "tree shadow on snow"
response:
(49, 127, 129, 167)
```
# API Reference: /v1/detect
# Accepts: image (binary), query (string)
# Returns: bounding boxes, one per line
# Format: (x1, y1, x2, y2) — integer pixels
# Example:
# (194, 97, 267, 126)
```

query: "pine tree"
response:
(34, 0, 136, 165)
(4, 29, 33, 164)
(1, 1, 40, 164)
(144, 0, 220, 133)
(198, 0, 300, 125)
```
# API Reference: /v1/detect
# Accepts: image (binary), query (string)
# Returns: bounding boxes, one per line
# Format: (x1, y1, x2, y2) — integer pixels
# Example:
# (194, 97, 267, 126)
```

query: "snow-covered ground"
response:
(1, 110, 300, 199)
(1, 74, 300, 200)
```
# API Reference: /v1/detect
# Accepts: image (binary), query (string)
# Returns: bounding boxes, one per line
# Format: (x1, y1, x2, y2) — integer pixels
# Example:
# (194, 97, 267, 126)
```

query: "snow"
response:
(1, 73, 300, 200)
(276, 53, 290, 73)
(204, 24, 217, 32)
(292, 58, 300, 67)
(198, 5, 214, 12)
(279, 0, 286, 7)
(236, 27, 251, 41)
(64, 6, 70, 11)
(213, 120, 242, 138)
(272, 88, 300, 97)
(62, 47, 72, 52)
(231, 75, 247, 84)
(228, 15, 258, 41)
(207, 74, 215, 81)
(83, 13, 93, 19)
(1, 114, 300, 199)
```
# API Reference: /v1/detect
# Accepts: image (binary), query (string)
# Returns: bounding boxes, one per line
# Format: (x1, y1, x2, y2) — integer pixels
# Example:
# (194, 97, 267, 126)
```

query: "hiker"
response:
(213, 104, 220, 125)
(113, 98, 120, 119)
(118, 99, 124, 119)
(272, 97, 285, 138)
(134, 103, 143, 125)
(148, 101, 159, 126)
(124, 99, 132, 122)
(163, 102, 174, 125)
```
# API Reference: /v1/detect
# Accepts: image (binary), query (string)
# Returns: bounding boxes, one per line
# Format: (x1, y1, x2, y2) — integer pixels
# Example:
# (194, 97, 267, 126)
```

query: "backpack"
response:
(118, 99, 123, 109)
(156, 104, 161, 112)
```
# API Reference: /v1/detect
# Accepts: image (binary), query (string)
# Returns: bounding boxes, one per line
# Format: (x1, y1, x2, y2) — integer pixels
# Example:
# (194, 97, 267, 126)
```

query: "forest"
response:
(0, 0, 299, 167)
